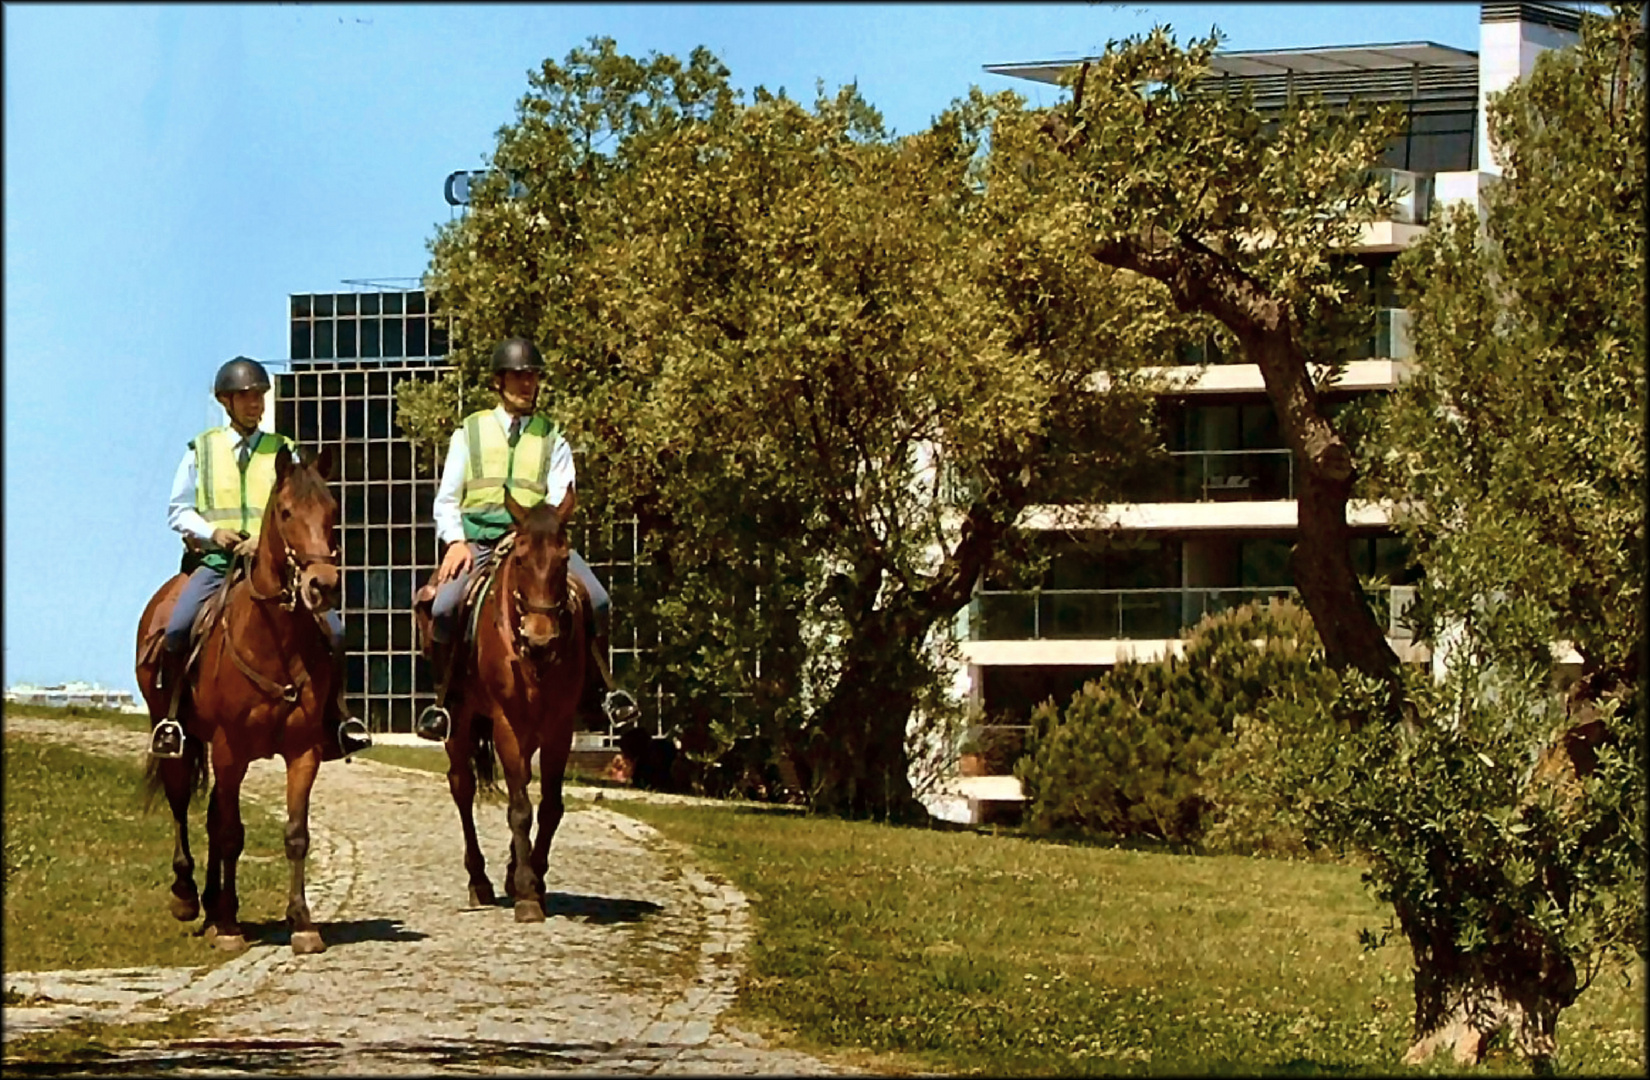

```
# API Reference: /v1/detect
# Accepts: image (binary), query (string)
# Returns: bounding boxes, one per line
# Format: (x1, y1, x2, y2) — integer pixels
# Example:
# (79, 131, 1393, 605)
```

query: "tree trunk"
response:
(805, 617, 927, 821)
(1399, 906, 1580, 1072)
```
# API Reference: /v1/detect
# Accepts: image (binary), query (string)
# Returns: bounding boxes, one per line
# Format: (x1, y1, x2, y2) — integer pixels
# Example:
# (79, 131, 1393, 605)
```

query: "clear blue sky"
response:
(3, 2, 1480, 694)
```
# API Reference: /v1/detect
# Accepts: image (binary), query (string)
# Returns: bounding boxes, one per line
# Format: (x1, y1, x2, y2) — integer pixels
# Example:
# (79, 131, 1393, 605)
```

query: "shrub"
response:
(1018, 599, 1334, 847)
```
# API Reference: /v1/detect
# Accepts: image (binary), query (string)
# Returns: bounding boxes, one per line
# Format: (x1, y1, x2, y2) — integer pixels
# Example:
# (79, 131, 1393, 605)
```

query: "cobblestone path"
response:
(3, 717, 847, 1075)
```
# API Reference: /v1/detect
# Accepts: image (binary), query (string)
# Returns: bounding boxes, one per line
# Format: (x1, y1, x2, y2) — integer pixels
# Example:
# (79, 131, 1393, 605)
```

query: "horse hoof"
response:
(469, 882, 496, 907)
(514, 899, 545, 923)
(169, 894, 201, 922)
(211, 933, 249, 953)
(290, 930, 326, 955)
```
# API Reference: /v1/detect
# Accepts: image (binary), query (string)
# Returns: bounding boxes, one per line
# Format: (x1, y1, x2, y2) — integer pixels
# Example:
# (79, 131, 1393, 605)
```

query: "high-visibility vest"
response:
(458, 410, 560, 543)
(192, 427, 295, 543)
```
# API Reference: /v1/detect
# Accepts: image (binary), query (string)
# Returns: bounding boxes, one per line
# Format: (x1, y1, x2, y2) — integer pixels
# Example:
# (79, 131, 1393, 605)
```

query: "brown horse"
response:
(135, 444, 342, 955)
(442, 487, 587, 922)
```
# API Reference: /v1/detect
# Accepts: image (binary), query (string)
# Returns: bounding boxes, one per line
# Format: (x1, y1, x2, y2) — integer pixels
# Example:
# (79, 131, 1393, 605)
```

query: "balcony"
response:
(1368, 167, 1433, 226)
(1177, 309, 1412, 366)
(1131, 448, 1295, 503)
(969, 585, 1399, 641)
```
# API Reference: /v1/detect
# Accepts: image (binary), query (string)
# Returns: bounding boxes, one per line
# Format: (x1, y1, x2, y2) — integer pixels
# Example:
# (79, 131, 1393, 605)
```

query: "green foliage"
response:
(2, 734, 289, 973)
(411, 37, 1177, 817)
(1019, 600, 1335, 846)
(1276, 664, 1645, 1007)
(613, 799, 1646, 1075)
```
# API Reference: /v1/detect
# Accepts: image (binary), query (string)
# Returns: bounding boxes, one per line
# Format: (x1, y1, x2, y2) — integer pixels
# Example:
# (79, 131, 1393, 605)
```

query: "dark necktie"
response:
(238, 435, 253, 470)
(508, 417, 522, 446)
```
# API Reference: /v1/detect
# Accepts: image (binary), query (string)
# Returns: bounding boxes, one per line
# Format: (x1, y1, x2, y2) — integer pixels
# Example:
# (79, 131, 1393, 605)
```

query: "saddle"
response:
(412, 535, 515, 662)
(138, 558, 250, 686)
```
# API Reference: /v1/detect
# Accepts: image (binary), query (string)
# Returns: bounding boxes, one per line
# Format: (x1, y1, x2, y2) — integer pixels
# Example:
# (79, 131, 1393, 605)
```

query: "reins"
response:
(216, 503, 337, 706)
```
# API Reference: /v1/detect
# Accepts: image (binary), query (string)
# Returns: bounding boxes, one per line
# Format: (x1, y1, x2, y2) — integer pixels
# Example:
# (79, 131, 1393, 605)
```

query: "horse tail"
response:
(142, 735, 209, 812)
(471, 713, 500, 794)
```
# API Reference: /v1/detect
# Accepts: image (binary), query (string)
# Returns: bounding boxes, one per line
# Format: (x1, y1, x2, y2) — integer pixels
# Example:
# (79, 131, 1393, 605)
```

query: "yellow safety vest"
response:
(193, 427, 294, 544)
(458, 410, 559, 543)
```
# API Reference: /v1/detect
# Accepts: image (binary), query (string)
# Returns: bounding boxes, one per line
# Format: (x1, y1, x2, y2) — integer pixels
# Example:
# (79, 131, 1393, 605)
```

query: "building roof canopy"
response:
(985, 41, 1478, 87)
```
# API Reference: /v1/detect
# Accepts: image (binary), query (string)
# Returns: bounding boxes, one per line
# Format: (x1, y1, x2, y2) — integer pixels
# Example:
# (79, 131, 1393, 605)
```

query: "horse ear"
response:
(275, 442, 294, 483)
(556, 484, 577, 526)
(504, 487, 527, 528)
(314, 445, 336, 480)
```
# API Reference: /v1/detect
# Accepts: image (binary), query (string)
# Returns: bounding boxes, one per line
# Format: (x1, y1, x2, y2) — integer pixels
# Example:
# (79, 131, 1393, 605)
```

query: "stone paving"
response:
(3, 716, 848, 1074)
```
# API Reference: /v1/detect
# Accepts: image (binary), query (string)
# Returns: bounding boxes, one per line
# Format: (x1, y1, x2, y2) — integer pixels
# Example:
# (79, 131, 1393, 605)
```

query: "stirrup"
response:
(149, 719, 186, 759)
(337, 716, 373, 757)
(415, 704, 451, 743)
(602, 689, 640, 725)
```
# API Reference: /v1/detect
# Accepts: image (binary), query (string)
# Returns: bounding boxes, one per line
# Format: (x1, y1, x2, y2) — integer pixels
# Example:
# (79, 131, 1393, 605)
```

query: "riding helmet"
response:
(490, 337, 545, 373)
(213, 356, 272, 396)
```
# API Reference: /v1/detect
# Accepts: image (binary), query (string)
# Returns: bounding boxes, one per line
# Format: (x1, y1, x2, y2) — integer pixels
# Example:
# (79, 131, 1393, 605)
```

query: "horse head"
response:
(267, 444, 341, 615)
(503, 485, 576, 654)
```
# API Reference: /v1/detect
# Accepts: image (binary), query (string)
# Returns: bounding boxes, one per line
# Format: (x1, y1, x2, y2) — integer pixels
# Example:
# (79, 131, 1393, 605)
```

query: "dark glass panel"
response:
(320, 372, 340, 398)
(313, 294, 333, 317)
(367, 484, 388, 524)
(297, 401, 319, 443)
(320, 399, 341, 441)
(407, 291, 426, 315)
(391, 527, 412, 566)
(367, 570, 389, 610)
(346, 651, 364, 692)
(391, 613, 412, 653)
(336, 319, 356, 359)
(415, 525, 436, 566)
(313, 320, 333, 360)
(291, 294, 312, 318)
(382, 292, 403, 315)
(391, 483, 412, 524)
(361, 318, 380, 358)
(345, 398, 364, 439)
(342, 526, 365, 565)
(274, 400, 296, 438)
(344, 568, 364, 610)
(290, 323, 311, 361)
(337, 293, 357, 316)
(367, 371, 389, 398)
(368, 655, 388, 694)
(391, 441, 412, 480)
(368, 442, 389, 481)
(360, 293, 380, 316)
(343, 484, 364, 525)
(344, 371, 364, 397)
(368, 528, 389, 567)
(382, 318, 402, 357)
(297, 372, 317, 398)
(391, 568, 412, 610)
(343, 441, 365, 481)
(368, 401, 391, 439)
(407, 317, 426, 357)
(391, 653, 412, 694)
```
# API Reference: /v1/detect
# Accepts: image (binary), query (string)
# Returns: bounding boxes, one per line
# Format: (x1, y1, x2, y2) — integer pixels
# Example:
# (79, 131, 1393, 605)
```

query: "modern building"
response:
(961, 2, 1585, 735)
(266, 282, 643, 738)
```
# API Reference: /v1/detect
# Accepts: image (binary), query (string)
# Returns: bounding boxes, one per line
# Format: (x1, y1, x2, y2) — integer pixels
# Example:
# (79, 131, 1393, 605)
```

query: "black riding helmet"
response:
(214, 356, 271, 396)
(490, 337, 545, 373)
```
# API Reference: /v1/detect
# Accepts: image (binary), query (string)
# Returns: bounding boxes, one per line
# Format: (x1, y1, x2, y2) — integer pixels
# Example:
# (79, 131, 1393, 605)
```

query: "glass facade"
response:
(272, 288, 643, 738)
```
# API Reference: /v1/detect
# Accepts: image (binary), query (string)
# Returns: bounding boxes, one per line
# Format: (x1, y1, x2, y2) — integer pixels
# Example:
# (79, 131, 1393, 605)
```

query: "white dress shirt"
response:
(168, 426, 265, 542)
(432, 406, 576, 547)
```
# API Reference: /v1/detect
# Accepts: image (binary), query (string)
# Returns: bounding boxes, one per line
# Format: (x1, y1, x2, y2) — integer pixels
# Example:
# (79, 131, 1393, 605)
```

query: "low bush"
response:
(1017, 599, 1334, 848)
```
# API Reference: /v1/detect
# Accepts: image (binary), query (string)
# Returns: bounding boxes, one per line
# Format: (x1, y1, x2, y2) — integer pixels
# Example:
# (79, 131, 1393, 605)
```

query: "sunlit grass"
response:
(3, 734, 290, 974)
(614, 802, 1647, 1076)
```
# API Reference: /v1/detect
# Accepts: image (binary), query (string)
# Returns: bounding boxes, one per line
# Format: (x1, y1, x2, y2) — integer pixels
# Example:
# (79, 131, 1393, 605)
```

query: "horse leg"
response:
(162, 755, 200, 922)
(282, 746, 326, 955)
(446, 720, 493, 907)
(204, 758, 250, 952)
(498, 738, 543, 923)
(529, 741, 571, 906)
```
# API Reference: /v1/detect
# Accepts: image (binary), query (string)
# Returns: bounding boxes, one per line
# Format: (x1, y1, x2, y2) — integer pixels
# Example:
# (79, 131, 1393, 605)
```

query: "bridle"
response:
(248, 532, 339, 613)
(501, 536, 577, 655)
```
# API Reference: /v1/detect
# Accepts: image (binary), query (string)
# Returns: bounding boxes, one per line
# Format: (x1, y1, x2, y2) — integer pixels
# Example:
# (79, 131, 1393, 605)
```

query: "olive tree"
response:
(401, 39, 1173, 819)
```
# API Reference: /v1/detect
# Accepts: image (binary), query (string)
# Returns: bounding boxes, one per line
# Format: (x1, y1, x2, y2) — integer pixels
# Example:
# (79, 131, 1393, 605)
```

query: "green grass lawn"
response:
(3, 732, 291, 974)
(614, 801, 1648, 1077)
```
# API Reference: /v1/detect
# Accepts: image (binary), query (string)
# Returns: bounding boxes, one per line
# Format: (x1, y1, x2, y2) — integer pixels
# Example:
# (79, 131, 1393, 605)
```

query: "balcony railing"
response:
(1176, 308, 1413, 366)
(1135, 448, 1295, 503)
(968, 585, 1398, 642)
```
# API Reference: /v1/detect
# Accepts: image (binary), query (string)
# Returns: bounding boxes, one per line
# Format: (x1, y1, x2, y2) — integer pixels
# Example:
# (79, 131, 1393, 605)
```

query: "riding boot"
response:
(328, 646, 373, 758)
(149, 648, 189, 759)
(416, 637, 459, 742)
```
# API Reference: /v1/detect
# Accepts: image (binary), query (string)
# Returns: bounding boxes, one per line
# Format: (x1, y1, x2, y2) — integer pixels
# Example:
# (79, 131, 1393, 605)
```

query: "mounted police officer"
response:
(415, 336, 638, 741)
(152, 356, 373, 760)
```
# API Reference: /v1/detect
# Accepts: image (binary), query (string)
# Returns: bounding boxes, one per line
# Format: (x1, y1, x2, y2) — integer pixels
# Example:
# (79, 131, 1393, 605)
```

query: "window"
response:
(291, 323, 311, 361)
